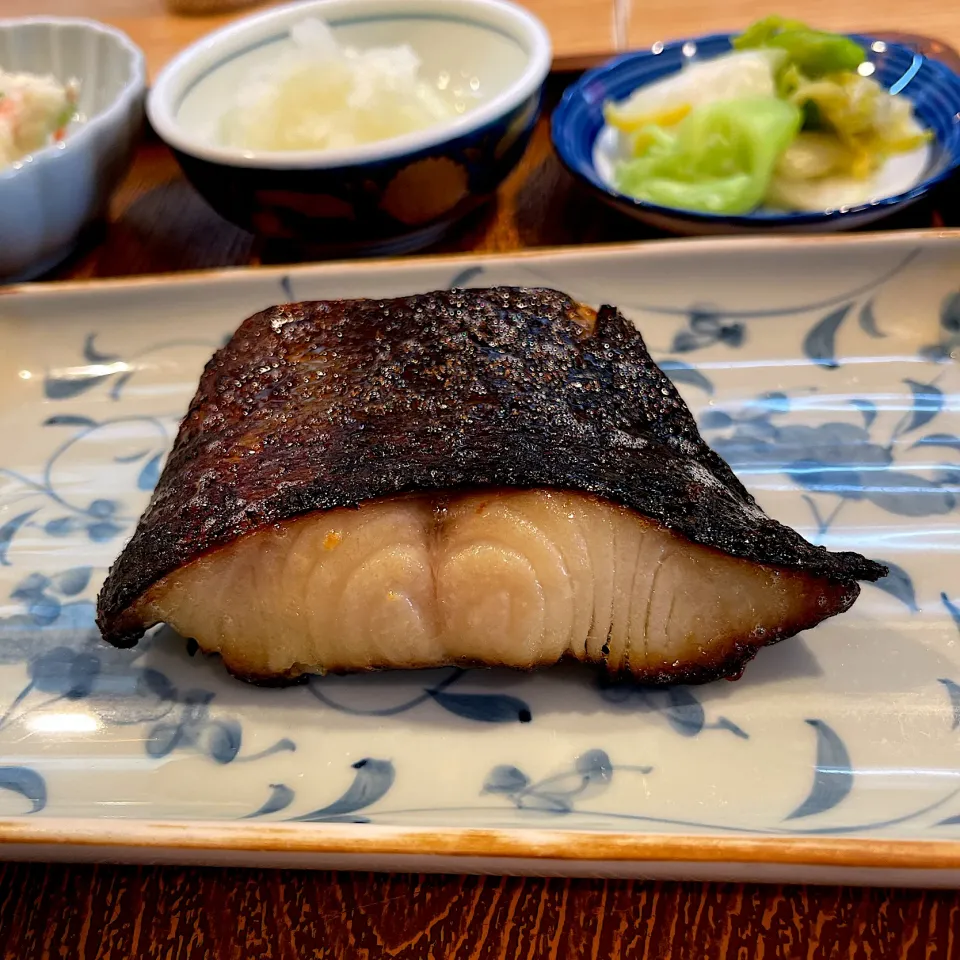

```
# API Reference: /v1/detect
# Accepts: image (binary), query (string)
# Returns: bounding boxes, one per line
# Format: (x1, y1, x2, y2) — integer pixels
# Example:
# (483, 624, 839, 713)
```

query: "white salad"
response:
(603, 16, 930, 214)
(0, 68, 79, 168)
(220, 18, 475, 152)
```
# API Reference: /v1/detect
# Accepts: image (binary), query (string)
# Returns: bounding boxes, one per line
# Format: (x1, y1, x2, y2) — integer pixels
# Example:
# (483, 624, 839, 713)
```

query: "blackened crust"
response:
(96, 287, 885, 644)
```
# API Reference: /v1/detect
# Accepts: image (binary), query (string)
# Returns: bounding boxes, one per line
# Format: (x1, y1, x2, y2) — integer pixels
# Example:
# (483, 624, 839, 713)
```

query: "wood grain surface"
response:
(10, 0, 960, 78)
(3, 862, 960, 959)
(1, 4, 960, 955)
(7, 0, 623, 77)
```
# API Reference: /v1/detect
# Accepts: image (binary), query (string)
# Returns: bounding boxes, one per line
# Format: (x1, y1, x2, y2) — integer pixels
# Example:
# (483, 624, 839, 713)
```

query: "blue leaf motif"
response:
(0, 766, 46, 814)
(850, 399, 877, 429)
(0, 510, 37, 565)
(699, 410, 733, 430)
(243, 783, 295, 819)
(30, 647, 100, 698)
(713, 718, 749, 739)
(137, 453, 164, 491)
(485, 750, 624, 814)
(280, 275, 294, 301)
(43, 414, 98, 429)
(937, 678, 960, 730)
(920, 344, 953, 363)
(53, 566, 92, 597)
(858, 299, 885, 338)
(44, 374, 113, 400)
(912, 434, 960, 454)
(88, 499, 116, 519)
(145, 721, 184, 758)
(936, 466, 960, 486)
(448, 265, 484, 289)
(936, 814, 960, 826)
(689, 310, 720, 333)
(944, 594, 960, 633)
(575, 748, 613, 783)
(429, 690, 532, 723)
(139, 668, 177, 702)
(869, 560, 918, 611)
(897, 380, 944, 436)
(658, 360, 714, 395)
(718, 323, 745, 347)
(803, 303, 852, 369)
(595, 678, 747, 738)
(83, 333, 119, 363)
(483, 765, 530, 795)
(941, 291, 960, 334)
(291, 758, 395, 821)
(785, 719, 854, 820)
(27, 594, 61, 626)
(671, 329, 703, 353)
(44, 517, 81, 537)
(11, 573, 50, 601)
(88, 521, 124, 542)
(108, 371, 134, 401)
(200, 718, 242, 764)
(864, 471, 955, 517)
(662, 688, 706, 737)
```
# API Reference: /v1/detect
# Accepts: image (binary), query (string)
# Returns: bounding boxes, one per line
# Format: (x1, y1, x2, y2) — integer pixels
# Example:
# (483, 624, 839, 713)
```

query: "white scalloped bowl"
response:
(0, 18, 146, 282)
(146, 0, 551, 254)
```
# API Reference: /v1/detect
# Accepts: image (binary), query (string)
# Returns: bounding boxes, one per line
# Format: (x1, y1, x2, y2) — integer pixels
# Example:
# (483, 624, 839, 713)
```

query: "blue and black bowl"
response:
(552, 34, 960, 234)
(148, 0, 551, 255)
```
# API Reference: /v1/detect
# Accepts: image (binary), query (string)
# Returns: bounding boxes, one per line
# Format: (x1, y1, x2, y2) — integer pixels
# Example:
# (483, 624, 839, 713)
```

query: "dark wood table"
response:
(3, 44, 960, 960)
(3, 861, 960, 957)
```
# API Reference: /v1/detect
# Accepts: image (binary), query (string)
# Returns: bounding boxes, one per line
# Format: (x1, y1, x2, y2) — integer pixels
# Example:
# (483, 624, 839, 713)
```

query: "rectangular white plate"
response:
(1, 231, 959, 885)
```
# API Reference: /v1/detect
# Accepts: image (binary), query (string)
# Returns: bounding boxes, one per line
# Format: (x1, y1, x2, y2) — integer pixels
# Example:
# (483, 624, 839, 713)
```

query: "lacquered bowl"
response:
(148, 0, 552, 255)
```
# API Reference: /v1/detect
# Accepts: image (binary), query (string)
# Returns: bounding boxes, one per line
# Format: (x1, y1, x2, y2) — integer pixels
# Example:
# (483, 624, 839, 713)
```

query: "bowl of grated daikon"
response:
(147, 0, 551, 255)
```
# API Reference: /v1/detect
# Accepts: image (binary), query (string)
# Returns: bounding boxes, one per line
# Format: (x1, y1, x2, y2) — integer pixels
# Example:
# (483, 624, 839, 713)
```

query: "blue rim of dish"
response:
(551, 33, 960, 226)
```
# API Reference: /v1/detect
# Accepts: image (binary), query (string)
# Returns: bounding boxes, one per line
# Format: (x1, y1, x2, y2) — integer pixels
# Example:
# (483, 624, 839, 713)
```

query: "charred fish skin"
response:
(97, 287, 885, 655)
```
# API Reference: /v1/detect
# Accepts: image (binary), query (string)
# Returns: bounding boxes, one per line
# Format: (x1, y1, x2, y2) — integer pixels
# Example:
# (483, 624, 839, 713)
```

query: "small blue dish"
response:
(552, 34, 960, 234)
(148, 0, 551, 255)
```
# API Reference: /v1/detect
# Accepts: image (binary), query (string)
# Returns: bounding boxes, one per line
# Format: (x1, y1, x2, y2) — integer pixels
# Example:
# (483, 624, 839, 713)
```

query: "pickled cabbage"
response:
(733, 15, 865, 77)
(786, 72, 929, 173)
(220, 18, 469, 152)
(604, 49, 784, 133)
(605, 15, 931, 214)
(615, 97, 802, 214)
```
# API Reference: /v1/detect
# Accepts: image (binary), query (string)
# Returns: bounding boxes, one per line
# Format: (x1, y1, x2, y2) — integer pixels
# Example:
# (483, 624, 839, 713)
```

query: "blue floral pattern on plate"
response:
(0, 234, 958, 842)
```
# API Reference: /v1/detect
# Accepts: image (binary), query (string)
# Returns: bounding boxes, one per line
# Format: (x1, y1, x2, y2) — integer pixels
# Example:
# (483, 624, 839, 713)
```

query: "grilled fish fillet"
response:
(96, 288, 885, 684)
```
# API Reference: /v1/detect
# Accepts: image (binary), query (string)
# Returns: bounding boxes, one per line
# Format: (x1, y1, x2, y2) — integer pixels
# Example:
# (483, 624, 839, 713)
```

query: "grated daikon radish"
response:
(220, 18, 474, 152)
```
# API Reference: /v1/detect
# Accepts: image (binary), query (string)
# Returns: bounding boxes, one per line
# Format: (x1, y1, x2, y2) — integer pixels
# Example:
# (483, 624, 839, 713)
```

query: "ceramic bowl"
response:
(552, 34, 960, 235)
(0, 18, 146, 281)
(147, 0, 552, 255)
